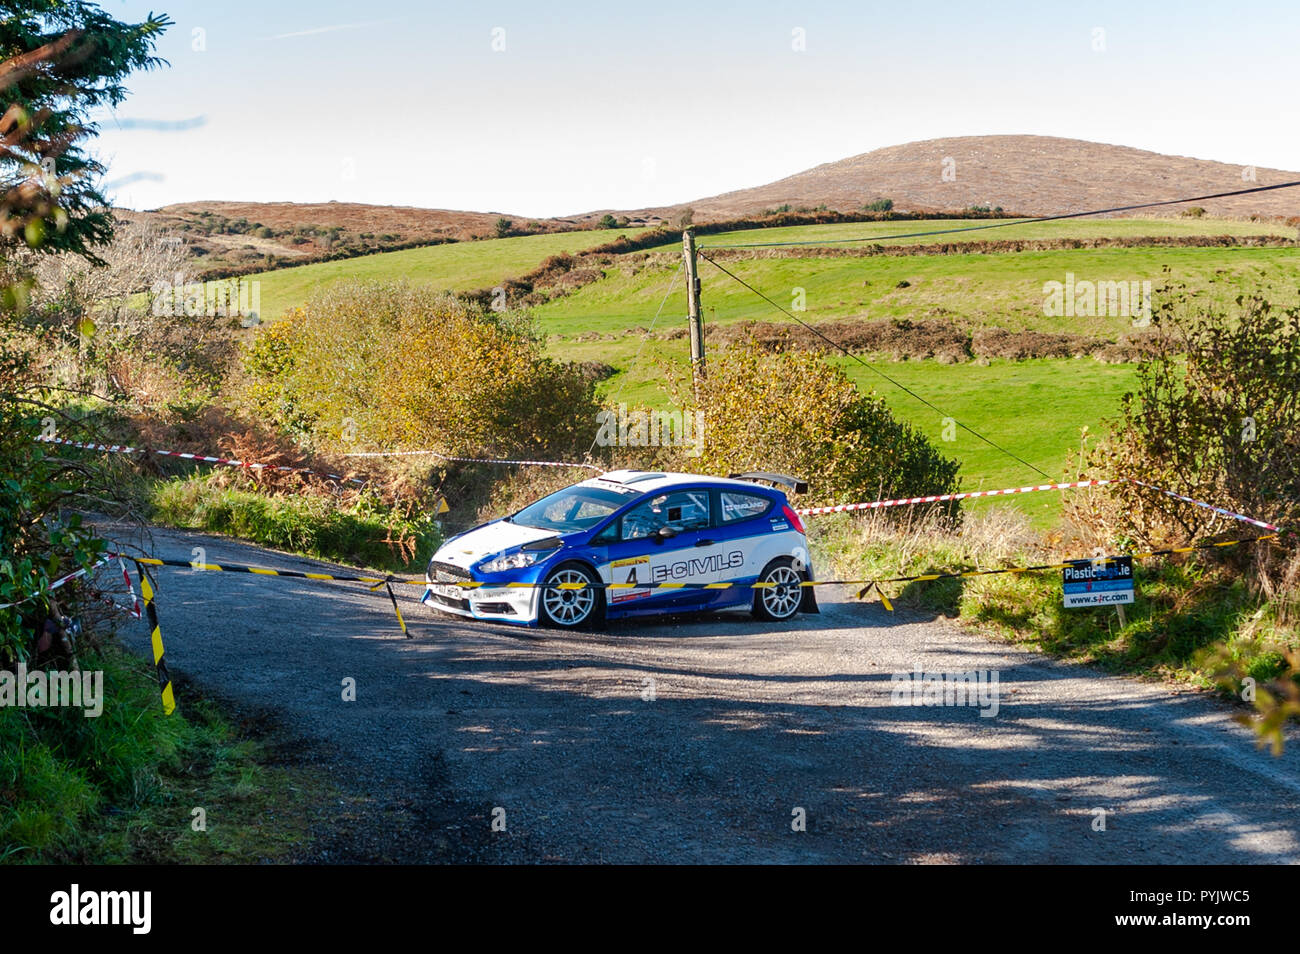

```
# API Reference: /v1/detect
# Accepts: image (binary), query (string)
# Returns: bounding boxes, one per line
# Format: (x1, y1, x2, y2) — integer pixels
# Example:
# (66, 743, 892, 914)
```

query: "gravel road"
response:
(99, 522, 1300, 864)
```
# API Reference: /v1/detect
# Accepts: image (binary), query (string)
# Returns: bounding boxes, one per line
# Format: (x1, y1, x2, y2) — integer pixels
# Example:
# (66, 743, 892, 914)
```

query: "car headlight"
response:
(478, 549, 547, 574)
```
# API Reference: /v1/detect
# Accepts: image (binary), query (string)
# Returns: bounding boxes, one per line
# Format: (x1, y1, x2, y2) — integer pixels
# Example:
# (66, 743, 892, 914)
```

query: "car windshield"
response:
(512, 485, 633, 533)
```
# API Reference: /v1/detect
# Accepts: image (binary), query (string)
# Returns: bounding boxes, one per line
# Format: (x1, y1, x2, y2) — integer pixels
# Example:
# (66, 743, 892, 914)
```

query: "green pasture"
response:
(584, 341, 1136, 522)
(248, 227, 645, 320)
(680, 215, 1297, 250)
(534, 245, 1300, 339)
(246, 216, 1295, 324)
(243, 215, 1294, 522)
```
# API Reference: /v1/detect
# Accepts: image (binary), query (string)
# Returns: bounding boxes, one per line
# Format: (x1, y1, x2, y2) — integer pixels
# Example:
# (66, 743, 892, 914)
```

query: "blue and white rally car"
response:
(422, 470, 818, 628)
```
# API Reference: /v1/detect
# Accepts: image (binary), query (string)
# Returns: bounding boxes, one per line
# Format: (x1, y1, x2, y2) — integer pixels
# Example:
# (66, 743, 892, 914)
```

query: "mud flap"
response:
(800, 571, 820, 614)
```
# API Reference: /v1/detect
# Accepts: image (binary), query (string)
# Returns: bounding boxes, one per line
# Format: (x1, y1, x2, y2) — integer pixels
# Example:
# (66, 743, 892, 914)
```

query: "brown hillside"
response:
(120, 136, 1300, 278)
(117, 202, 654, 278)
(616, 135, 1300, 222)
(158, 200, 509, 237)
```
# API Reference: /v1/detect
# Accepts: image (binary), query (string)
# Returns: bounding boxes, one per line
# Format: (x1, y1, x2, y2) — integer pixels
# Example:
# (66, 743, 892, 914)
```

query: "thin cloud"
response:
(102, 171, 165, 190)
(112, 116, 207, 132)
(268, 19, 393, 41)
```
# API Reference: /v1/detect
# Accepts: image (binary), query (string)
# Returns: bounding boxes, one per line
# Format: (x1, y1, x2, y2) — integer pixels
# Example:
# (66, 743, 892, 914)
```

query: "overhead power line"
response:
(698, 253, 1054, 480)
(693, 177, 1300, 479)
(702, 179, 1300, 249)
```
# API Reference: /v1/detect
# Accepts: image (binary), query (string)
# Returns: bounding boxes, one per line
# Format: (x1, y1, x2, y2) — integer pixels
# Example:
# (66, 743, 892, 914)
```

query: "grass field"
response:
(836, 357, 1136, 510)
(250, 227, 645, 320)
(659, 215, 1298, 251)
(542, 238, 1293, 507)
(243, 215, 1295, 520)
(535, 245, 1300, 338)
(247, 216, 1293, 323)
(592, 349, 1135, 522)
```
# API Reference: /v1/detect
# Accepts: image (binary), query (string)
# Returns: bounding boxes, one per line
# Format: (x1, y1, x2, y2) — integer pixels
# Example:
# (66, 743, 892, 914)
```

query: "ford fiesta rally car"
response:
(422, 470, 818, 628)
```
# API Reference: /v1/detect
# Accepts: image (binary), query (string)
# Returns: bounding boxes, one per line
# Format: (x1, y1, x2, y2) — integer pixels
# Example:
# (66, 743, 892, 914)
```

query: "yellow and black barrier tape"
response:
(123, 554, 835, 589)
(132, 561, 176, 715)
(123, 554, 412, 637)
(129, 555, 394, 585)
(121, 531, 1279, 601)
(370, 579, 409, 638)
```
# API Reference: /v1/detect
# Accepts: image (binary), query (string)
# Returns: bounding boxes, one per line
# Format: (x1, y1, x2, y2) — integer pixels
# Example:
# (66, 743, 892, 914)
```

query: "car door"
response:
(704, 488, 778, 609)
(598, 488, 718, 615)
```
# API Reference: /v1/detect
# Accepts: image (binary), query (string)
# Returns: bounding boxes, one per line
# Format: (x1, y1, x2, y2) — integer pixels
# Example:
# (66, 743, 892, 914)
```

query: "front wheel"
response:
(751, 557, 804, 622)
(539, 562, 605, 629)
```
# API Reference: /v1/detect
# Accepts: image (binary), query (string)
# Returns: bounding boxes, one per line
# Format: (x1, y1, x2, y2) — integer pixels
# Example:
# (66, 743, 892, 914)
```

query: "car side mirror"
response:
(655, 526, 678, 542)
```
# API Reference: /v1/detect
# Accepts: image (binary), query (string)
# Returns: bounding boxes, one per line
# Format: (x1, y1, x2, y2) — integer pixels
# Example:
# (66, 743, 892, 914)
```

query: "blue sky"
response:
(91, 0, 1300, 216)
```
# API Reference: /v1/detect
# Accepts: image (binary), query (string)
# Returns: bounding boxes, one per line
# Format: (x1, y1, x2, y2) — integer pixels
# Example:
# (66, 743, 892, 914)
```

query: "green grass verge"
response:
(962, 562, 1293, 686)
(811, 512, 1297, 687)
(148, 475, 441, 573)
(1, 640, 335, 863)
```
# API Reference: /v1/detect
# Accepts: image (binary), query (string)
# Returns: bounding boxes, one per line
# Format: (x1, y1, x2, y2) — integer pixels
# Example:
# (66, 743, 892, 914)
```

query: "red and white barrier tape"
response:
(34, 429, 1288, 534)
(798, 475, 1285, 534)
(340, 447, 603, 471)
(795, 479, 1115, 516)
(85, 589, 143, 618)
(1128, 479, 1283, 532)
(0, 556, 112, 611)
(35, 435, 366, 486)
(1, 555, 141, 619)
(117, 557, 142, 619)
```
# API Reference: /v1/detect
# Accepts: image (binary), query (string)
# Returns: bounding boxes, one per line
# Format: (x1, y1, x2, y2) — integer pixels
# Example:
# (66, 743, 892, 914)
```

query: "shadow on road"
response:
(107, 526, 1300, 865)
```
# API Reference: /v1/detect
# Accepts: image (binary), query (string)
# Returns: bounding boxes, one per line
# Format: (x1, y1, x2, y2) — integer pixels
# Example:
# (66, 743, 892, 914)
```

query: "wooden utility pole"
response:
(683, 229, 705, 397)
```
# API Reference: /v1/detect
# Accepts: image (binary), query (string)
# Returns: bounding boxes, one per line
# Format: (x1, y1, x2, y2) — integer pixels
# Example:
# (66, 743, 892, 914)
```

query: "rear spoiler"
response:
(727, 472, 809, 495)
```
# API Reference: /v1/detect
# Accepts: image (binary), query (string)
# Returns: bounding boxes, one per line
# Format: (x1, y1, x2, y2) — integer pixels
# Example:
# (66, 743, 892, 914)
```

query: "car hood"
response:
(432, 520, 565, 571)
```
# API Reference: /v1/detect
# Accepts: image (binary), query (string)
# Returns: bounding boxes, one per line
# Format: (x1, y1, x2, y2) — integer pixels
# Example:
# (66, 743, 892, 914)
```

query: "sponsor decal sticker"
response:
(610, 555, 651, 603)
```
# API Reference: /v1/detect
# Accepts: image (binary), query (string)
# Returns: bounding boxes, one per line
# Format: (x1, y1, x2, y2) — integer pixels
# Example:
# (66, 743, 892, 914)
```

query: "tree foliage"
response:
(0, 339, 103, 657)
(0, 0, 170, 261)
(0, 2, 167, 657)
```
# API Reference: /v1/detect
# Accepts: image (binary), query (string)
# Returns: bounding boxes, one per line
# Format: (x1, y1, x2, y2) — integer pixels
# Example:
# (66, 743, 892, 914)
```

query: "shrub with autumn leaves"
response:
(1065, 288, 1300, 550)
(243, 281, 601, 463)
(1063, 287, 1300, 753)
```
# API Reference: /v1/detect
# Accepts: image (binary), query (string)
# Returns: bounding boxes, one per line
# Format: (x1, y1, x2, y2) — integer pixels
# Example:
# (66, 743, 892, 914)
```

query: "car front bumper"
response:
(421, 579, 540, 625)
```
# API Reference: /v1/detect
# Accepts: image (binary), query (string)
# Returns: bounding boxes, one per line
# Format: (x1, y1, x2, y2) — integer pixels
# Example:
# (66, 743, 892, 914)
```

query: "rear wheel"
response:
(751, 557, 804, 622)
(539, 562, 604, 629)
